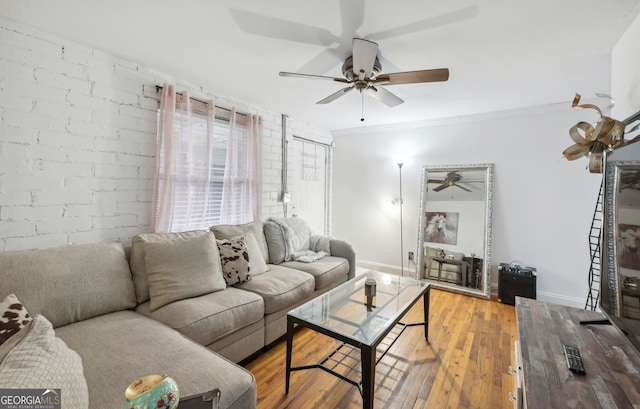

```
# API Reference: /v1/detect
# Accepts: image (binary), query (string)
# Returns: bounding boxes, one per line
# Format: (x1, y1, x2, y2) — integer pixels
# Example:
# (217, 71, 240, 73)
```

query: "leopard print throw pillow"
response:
(0, 294, 33, 346)
(217, 236, 251, 286)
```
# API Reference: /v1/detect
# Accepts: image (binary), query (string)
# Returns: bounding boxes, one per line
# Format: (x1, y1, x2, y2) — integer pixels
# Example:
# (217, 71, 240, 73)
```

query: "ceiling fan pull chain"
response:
(361, 92, 365, 122)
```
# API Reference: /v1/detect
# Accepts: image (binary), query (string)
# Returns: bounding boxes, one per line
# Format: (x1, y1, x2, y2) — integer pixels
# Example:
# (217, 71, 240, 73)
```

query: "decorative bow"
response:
(563, 93, 626, 173)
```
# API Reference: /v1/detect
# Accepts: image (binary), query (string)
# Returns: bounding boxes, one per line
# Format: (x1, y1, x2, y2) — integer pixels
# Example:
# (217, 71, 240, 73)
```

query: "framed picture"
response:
(424, 211, 459, 245)
(619, 223, 640, 271)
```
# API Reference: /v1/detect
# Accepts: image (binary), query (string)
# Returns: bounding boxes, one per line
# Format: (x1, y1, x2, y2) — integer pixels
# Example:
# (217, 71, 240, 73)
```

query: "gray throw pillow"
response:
(244, 232, 269, 275)
(144, 233, 226, 311)
(130, 230, 209, 304)
(263, 221, 287, 264)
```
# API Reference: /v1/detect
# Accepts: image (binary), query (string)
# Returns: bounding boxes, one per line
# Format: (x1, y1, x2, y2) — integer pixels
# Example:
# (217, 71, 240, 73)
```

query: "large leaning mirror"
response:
(416, 164, 494, 299)
(602, 141, 640, 321)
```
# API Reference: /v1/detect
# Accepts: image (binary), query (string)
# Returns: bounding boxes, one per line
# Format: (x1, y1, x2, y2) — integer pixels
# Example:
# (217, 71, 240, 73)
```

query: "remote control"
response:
(563, 344, 586, 375)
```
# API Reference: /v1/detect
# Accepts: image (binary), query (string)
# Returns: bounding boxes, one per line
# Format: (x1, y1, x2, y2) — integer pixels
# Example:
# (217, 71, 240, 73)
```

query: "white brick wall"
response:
(0, 17, 332, 251)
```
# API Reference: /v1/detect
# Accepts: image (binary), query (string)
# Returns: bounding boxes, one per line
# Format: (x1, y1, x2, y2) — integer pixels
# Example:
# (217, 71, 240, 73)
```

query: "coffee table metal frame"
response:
(285, 272, 430, 409)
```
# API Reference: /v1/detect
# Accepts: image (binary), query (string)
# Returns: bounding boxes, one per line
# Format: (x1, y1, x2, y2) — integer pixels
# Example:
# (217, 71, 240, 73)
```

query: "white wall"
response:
(0, 17, 332, 251)
(612, 11, 640, 120)
(332, 105, 604, 307)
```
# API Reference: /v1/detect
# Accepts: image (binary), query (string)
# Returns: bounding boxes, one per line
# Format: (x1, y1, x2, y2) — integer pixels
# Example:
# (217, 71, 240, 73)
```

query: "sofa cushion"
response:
(0, 293, 32, 346)
(144, 233, 226, 312)
(0, 243, 136, 328)
(280, 256, 350, 291)
(218, 236, 252, 285)
(263, 221, 287, 264)
(130, 230, 209, 304)
(235, 265, 314, 314)
(210, 221, 269, 263)
(54, 311, 257, 409)
(0, 314, 89, 408)
(136, 287, 264, 346)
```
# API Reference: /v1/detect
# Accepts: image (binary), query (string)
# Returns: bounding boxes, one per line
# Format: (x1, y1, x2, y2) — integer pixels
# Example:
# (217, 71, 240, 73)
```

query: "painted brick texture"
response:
(0, 18, 332, 251)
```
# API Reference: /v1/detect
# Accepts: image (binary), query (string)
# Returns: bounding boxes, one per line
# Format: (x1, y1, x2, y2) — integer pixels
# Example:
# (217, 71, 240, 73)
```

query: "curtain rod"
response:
(155, 85, 246, 117)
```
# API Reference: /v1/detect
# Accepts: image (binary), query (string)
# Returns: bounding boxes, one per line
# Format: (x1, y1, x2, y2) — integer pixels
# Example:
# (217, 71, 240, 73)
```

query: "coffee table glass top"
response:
(288, 271, 429, 346)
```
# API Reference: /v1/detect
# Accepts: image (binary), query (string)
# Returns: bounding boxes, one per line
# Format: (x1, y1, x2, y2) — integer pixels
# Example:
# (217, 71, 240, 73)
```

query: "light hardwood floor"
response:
(243, 288, 518, 409)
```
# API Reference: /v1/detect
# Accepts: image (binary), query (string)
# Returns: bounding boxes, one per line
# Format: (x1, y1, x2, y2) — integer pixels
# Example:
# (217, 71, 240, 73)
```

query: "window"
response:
(152, 86, 260, 233)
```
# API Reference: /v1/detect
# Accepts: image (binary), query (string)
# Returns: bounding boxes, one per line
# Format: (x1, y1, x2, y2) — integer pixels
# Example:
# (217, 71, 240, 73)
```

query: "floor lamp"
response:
(397, 161, 404, 277)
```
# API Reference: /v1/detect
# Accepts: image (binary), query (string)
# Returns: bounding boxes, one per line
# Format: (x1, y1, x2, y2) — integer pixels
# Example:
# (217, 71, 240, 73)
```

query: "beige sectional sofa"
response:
(0, 219, 355, 409)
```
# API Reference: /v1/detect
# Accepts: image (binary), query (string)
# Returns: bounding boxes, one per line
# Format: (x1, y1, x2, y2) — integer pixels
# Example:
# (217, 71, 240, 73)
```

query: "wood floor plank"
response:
(243, 288, 517, 409)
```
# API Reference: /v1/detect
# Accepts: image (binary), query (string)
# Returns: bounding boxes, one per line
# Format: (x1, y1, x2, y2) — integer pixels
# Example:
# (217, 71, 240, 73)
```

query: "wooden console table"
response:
(514, 297, 640, 408)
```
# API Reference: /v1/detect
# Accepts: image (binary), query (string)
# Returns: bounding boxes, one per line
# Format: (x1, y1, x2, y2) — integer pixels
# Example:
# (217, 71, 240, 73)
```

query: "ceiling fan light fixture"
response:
(279, 37, 450, 120)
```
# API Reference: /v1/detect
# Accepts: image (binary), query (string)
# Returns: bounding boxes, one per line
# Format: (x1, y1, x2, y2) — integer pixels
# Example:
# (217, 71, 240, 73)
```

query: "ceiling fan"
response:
(427, 172, 472, 192)
(279, 38, 449, 120)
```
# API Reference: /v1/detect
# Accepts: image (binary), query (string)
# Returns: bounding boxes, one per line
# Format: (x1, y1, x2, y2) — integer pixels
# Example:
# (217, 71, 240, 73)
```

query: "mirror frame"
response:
(416, 163, 494, 299)
(603, 155, 640, 316)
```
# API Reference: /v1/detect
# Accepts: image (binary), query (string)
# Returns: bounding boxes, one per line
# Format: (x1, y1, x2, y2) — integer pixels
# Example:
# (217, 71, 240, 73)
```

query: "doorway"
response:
(290, 137, 331, 235)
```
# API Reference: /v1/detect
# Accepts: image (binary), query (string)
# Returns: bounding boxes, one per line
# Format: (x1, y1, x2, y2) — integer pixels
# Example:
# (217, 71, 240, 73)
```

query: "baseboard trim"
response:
(361, 261, 589, 309)
(535, 291, 587, 309)
(356, 260, 417, 277)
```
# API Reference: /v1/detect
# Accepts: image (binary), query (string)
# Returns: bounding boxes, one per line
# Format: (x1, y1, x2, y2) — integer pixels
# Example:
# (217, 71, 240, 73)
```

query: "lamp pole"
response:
(397, 162, 404, 277)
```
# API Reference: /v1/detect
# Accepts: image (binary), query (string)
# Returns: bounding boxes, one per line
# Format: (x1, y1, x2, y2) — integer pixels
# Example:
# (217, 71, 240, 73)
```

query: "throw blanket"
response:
(310, 235, 332, 253)
(0, 315, 89, 408)
(266, 217, 330, 262)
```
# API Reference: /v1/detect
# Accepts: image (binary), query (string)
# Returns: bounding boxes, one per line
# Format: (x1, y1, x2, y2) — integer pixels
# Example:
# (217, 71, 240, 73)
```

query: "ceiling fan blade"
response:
(455, 184, 472, 192)
(433, 184, 449, 192)
(279, 72, 350, 83)
(229, 9, 336, 46)
(374, 69, 450, 85)
(366, 86, 404, 107)
(317, 86, 354, 104)
(295, 47, 347, 76)
(352, 38, 378, 79)
(427, 179, 446, 184)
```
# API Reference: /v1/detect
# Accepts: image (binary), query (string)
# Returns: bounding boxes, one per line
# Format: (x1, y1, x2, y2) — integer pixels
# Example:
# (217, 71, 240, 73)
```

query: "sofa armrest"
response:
(330, 239, 356, 280)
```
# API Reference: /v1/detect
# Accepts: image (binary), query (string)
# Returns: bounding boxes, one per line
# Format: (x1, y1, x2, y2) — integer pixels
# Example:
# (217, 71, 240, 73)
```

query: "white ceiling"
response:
(1, 0, 639, 131)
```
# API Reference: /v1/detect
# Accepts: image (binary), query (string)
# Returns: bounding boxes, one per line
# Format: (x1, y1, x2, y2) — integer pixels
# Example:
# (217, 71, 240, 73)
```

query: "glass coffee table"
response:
(285, 271, 430, 409)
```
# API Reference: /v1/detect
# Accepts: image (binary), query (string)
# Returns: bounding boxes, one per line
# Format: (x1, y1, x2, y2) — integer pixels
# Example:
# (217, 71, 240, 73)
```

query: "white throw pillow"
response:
(217, 237, 252, 286)
(0, 315, 89, 408)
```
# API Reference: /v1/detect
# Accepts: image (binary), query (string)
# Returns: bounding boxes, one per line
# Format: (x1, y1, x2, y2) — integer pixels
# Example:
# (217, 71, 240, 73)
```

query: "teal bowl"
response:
(125, 375, 179, 409)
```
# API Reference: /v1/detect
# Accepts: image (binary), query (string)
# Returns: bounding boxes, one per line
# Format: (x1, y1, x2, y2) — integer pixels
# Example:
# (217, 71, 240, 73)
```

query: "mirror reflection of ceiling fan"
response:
(279, 38, 449, 114)
(427, 172, 472, 192)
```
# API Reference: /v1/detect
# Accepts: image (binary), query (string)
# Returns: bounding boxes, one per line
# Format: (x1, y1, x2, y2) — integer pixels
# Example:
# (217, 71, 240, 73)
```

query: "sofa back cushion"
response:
(130, 230, 208, 304)
(263, 221, 287, 264)
(210, 221, 269, 262)
(0, 243, 136, 328)
(143, 232, 226, 311)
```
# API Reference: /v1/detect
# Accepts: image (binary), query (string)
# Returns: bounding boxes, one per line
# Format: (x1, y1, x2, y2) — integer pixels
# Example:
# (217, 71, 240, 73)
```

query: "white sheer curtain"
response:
(151, 84, 263, 232)
(150, 84, 215, 233)
(220, 108, 263, 224)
